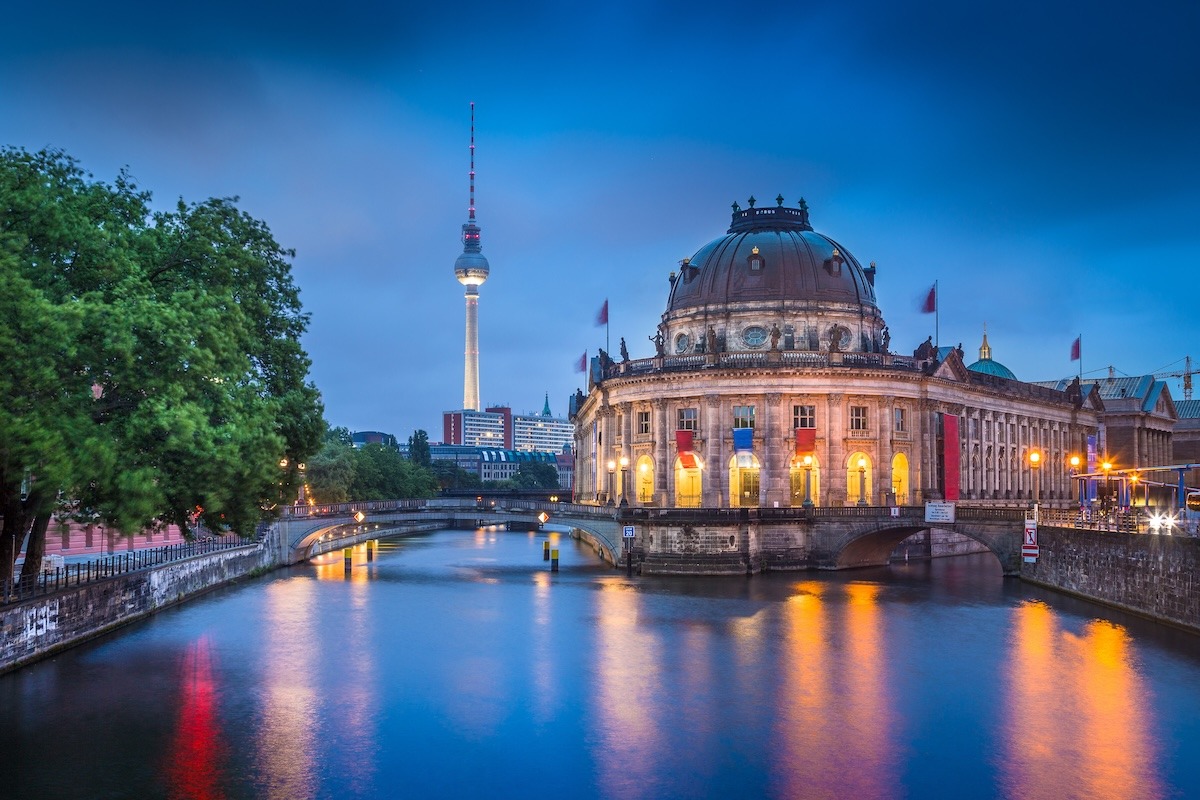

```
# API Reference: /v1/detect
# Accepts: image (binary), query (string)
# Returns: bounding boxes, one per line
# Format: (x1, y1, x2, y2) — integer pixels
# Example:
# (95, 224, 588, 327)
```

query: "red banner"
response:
(794, 428, 815, 455)
(675, 430, 697, 469)
(943, 413, 960, 501)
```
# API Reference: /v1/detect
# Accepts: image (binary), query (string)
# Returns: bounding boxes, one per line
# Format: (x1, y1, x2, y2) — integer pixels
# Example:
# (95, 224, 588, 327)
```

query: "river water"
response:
(3, 527, 1200, 799)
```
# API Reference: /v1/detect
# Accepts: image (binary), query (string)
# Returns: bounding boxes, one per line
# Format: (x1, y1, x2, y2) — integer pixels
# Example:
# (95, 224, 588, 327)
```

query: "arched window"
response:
(636, 456, 655, 504)
(846, 452, 873, 505)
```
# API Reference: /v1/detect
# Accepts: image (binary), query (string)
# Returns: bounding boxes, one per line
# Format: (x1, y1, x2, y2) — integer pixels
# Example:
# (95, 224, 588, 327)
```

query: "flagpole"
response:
(1078, 334, 1082, 380)
(934, 280, 939, 349)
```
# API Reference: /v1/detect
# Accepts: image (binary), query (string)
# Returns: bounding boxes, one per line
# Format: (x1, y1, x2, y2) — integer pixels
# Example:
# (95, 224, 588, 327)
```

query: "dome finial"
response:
(747, 195, 756, 209)
(731, 200, 740, 214)
(776, 194, 784, 207)
(979, 323, 992, 361)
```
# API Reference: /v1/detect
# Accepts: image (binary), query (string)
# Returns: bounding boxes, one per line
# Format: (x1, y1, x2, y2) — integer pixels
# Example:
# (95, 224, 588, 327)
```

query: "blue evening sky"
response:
(4, 1, 1198, 439)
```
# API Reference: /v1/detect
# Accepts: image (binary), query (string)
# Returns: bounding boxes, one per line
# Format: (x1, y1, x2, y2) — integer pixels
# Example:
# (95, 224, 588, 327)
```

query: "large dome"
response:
(666, 199, 878, 314)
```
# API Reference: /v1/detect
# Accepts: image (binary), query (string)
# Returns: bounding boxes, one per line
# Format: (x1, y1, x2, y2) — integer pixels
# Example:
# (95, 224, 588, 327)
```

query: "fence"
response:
(3, 535, 250, 606)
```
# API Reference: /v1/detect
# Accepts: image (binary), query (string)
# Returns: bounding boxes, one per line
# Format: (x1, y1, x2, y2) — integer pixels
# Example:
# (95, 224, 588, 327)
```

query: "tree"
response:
(510, 462, 560, 491)
(350, 443, 437, 500)
(306, 431, 357, 504)
(0, 148, 324, 584)
(408, 429, 432, 467)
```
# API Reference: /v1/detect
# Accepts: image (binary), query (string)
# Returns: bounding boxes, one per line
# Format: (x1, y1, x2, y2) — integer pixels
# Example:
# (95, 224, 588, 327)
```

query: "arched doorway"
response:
(636, 455, 655, 504)
(674, 456, 703, 508)
(891, 452, 910, 505)
(728, 452, 761, 507)
(846, 452, 873, 506)
(789, 455, 822, 507)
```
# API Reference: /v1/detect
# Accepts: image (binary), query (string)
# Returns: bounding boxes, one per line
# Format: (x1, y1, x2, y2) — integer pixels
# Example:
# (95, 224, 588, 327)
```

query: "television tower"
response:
(454, 103, 490, 411)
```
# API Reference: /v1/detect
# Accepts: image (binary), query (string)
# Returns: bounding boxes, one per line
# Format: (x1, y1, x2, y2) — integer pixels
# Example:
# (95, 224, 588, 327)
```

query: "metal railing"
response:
(2, 535, 250, 606)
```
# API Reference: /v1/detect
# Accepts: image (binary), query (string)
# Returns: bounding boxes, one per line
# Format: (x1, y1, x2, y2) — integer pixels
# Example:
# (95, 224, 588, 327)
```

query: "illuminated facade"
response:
(570, 198, 1103, 508)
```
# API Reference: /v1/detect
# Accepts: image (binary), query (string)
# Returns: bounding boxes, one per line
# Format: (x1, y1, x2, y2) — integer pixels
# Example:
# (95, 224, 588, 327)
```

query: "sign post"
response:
(1022, 519, 1039, 562)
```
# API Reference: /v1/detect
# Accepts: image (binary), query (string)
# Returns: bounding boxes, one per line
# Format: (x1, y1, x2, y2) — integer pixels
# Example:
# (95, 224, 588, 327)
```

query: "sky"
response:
(4, 0, 1199, 439)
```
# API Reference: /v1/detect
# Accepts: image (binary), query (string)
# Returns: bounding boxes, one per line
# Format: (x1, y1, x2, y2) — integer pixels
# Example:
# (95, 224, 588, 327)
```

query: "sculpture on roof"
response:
(649, 329, 665, 356)
(770, 324, 781, 351)
(619, 337, 630, 362)
(915, 336, 935, 360)
(881, 326, 890, 354)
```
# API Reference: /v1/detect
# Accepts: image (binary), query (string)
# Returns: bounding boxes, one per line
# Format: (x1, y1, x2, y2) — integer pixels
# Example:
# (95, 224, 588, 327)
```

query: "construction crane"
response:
(1153, 355, 1193, 401)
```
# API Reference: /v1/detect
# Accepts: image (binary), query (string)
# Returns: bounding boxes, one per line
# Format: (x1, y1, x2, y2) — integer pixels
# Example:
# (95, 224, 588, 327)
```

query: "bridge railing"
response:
(2, 535, 249, 607)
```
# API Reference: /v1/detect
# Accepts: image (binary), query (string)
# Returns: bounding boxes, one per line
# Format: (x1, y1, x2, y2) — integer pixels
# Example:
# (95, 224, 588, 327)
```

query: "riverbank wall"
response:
(0, 543, 270, 675)
(1021, 527, 1200, 633)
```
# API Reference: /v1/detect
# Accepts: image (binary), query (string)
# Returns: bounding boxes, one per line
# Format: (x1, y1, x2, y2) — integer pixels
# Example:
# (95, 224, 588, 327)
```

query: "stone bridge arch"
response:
(826, 520, 1021, 575)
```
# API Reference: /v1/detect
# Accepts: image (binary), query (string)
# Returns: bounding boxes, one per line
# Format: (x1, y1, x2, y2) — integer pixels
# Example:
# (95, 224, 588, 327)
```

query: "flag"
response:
(1070, 336, 1081, 361)
(920, 284, 936, 314)
(575, 351, 587, 373)
(596, 299, 608, 326)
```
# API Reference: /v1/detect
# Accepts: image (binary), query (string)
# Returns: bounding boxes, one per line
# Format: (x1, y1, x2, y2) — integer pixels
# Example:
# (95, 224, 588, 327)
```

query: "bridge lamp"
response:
(802, 454, 814, 509)
(857, 457, 868, 507)
(1101, 460, 1113, 514)
(607, 460, 617, 506)
(1068, 454, 1081, 507)
(353, 511, 365, 524)
(619, 456, 630, 507)
(1028, 450, 1041, 508)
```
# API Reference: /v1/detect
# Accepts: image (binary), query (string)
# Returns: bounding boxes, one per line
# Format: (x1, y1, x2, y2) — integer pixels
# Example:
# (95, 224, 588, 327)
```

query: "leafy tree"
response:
(306, 433, 357, 504)
(0, 148, 324, 584)
(350, 443, 437, 500)
(431, 460, 481, 491)
(408, 429, 432, 467)
(511, 462, 560, 491)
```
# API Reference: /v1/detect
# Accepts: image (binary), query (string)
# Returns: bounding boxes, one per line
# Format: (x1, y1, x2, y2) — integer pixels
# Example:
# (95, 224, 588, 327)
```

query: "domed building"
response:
(570, 198, 1103, 513)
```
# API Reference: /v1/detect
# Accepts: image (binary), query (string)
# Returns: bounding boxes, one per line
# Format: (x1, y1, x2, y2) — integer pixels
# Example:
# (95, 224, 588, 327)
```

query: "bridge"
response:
(266, 498, 1051, 575)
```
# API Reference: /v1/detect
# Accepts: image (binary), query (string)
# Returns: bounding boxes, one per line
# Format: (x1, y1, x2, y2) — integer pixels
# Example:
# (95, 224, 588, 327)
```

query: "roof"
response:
(665, 200, 877, 315)
(1176, 399, 1200, 419)
(967, 358, 1017, 380)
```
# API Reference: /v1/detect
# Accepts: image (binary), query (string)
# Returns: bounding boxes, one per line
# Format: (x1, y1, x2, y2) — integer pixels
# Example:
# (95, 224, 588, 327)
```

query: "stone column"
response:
(619, 401, 633, 505)
(653, 398, 669, 506)
(764, 393, 786, 507)
(879, 399, 895, 505)
(827, 393, 844, 505)
(704, 394, 725, 508)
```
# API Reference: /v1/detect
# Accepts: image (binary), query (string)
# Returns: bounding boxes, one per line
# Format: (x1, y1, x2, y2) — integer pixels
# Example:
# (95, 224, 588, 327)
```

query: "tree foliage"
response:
(510, 462, 560, 491)
(305, 427, 439, 505)
(0, 147, 324, 583)
(408, 429, 431, 467)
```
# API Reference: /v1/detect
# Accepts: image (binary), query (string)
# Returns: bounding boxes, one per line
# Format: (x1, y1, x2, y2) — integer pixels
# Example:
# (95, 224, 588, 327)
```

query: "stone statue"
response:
(619, 337, 630, 362)
(881, 326, 890, 353)
(956, 342, 964, 359)
(706, 326, 718, 354)
(770, 324, 781, 351)
(649, 330, 665, 356)
(598, 348, 612, 370)
(828, 326, 843, 353)
(914, 336, 934, 360)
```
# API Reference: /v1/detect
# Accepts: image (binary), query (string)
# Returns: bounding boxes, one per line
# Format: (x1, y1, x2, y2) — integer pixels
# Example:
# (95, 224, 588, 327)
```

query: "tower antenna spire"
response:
(469, 101, 476, 222)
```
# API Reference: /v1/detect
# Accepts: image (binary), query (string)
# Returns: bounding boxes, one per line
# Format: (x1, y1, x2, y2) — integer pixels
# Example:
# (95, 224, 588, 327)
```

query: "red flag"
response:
(920, 284, 936, 314)
(575, 351, 587, 373)
(1070, 336, 1081, 361)
(596, 299, 608, 326)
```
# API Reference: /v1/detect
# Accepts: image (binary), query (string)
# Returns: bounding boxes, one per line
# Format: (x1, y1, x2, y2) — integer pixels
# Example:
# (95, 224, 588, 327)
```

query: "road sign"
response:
(1022, 519, 1039, 561)
(623, 525, 635, 538)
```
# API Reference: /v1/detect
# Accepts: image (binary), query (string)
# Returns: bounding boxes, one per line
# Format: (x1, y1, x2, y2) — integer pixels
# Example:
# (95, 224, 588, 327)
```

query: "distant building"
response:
(513, 395, 574, 453)
(351, 430, 399, 450)
(429, 443, 571, 490)
(442, 409, 507, 448)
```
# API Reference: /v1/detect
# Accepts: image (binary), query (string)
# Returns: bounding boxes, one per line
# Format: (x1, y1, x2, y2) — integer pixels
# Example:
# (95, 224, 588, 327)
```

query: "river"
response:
(3, 527, 1199, 799)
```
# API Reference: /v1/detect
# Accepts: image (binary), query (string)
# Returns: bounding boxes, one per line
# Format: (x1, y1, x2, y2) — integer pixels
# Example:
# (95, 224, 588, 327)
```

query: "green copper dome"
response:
(966, 330, 1016, 380)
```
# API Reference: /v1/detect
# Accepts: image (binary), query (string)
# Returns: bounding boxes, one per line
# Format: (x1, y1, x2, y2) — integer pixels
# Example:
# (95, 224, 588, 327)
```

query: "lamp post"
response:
(1028, 450, 1041, 519)
(857, 457, 868, 507)
(1101, 460, 1113, 525)
(619, 455, 629, 507)
(803, 454, 814, 508)
(1069, 455, 1081, 520)
(606, 460, 616, 506)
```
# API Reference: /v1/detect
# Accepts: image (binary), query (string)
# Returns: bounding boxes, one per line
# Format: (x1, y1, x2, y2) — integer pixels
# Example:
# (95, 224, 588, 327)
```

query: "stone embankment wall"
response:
(1022, 527, 1200, 633)
(0, 544, 270, 674)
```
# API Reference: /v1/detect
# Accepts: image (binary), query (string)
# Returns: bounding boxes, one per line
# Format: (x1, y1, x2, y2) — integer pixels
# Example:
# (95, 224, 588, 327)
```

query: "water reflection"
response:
(773, 581, 896, 798)
(255, 580, 319, 799)
(593, 578, 663, 797)
(1003, 602, 1163, 800)
(165, 636, 226, 800)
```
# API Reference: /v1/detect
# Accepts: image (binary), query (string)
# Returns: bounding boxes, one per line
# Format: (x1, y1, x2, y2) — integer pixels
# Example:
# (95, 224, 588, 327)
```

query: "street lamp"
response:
(619, 455, 629, 507)
(857, 456, 868, 507)
(802, 454, 814, 508)
(1028, 450, 1041, 518)
(606, 459, 616, 506)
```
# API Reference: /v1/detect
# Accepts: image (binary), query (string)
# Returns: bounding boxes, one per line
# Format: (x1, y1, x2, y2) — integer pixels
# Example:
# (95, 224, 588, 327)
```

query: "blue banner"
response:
(732, 427, 754, 452)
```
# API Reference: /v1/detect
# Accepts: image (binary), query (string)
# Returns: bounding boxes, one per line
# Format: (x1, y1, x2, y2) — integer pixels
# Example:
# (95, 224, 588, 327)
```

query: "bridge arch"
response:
(832, 522, 1014, 573)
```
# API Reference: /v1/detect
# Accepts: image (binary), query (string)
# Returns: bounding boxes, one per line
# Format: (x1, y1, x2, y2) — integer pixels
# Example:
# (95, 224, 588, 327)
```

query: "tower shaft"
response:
(464, 287, 480, 411)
